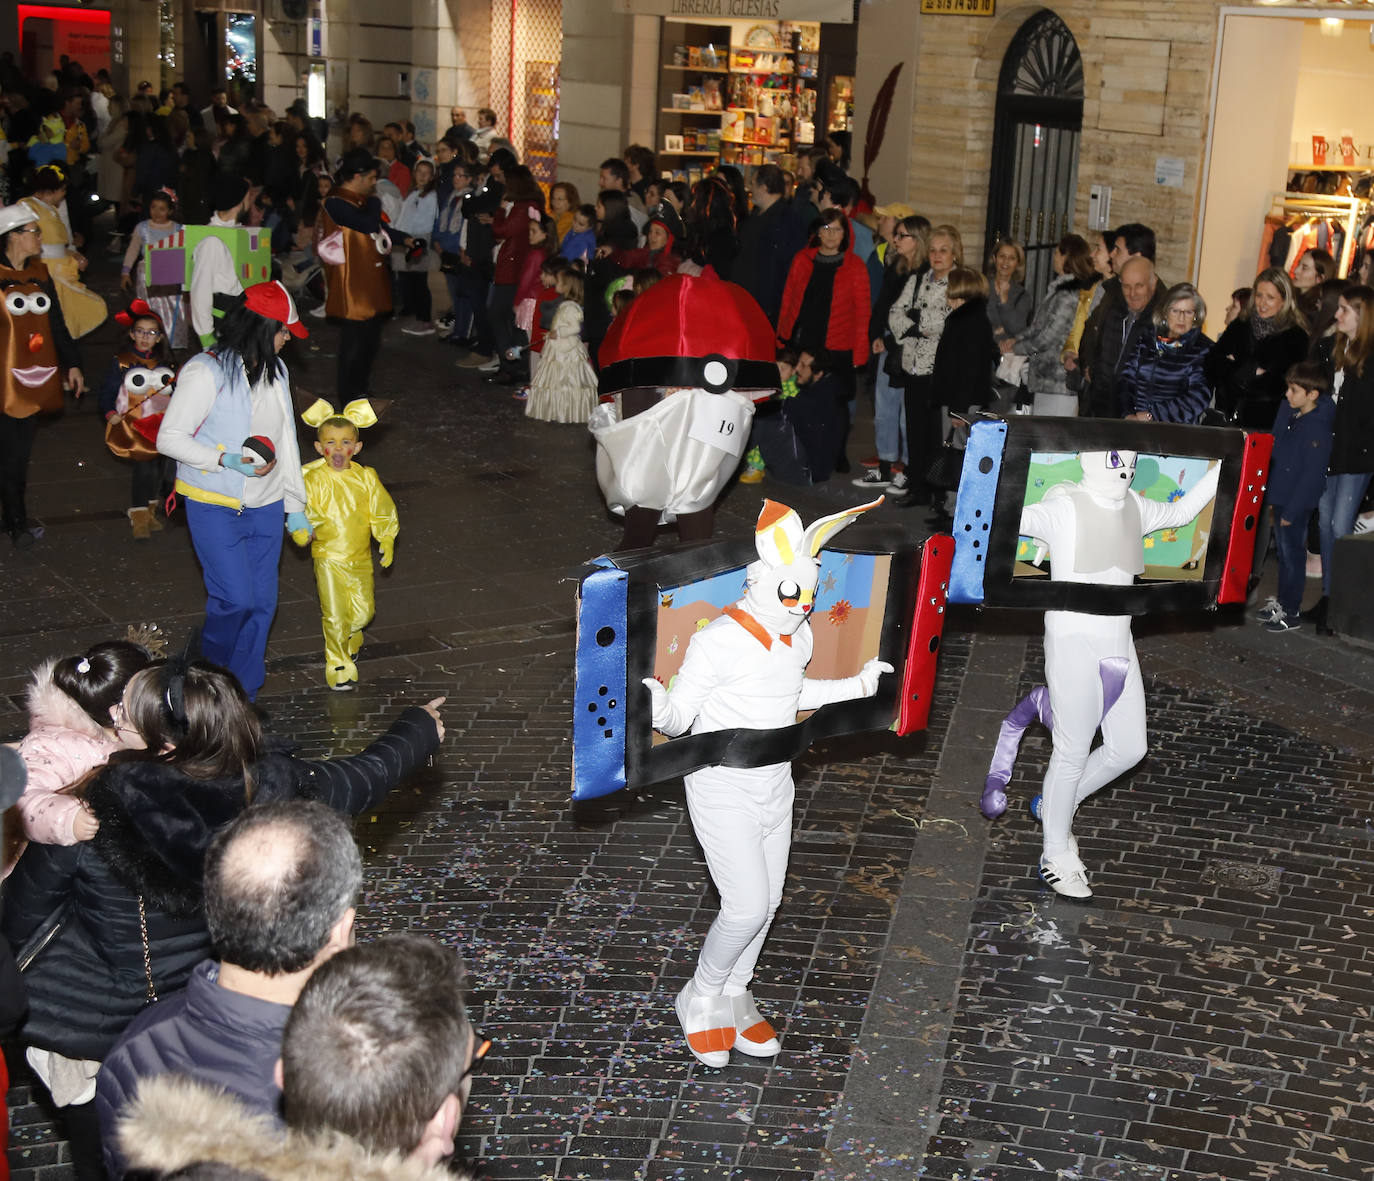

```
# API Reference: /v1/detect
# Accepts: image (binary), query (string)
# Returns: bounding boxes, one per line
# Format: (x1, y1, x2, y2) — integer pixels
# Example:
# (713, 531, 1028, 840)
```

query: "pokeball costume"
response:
(592, 271, 780, 549)
(295, 398, 398, 691)
(643, 497, 892, 1066)
(989, 449, 1219, 899)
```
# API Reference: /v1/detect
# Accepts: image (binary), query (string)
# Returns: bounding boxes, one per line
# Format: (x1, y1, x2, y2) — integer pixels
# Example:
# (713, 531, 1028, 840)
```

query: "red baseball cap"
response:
(243, 280, 308, 339)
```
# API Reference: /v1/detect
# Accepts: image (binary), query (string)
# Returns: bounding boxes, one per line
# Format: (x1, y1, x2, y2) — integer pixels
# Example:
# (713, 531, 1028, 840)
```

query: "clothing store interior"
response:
(1199, 11, 1374, 334)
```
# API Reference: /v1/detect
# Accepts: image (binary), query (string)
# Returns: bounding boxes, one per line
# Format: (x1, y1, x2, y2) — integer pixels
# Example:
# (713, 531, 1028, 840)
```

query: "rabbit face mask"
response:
(743, 497, 884, 636)
(1078, 450, 1137, 502)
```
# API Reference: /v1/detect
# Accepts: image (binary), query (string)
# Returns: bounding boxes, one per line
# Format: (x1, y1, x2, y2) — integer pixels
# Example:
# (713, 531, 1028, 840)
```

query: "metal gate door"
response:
(984, 10, 1084, 305)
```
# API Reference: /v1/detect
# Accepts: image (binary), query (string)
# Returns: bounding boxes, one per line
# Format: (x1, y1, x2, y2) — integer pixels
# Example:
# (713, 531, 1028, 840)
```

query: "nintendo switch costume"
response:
(296, 398, 398, 690)
(643, 498, 892, 1066)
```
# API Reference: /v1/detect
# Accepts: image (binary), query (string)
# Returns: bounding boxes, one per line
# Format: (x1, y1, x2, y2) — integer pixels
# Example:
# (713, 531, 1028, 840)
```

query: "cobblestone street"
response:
(7, 258, 1374, 1180)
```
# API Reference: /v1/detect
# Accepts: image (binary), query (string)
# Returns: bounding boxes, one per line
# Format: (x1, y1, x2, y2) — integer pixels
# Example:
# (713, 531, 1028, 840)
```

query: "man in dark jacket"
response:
(452, 148, 511, 365)
(734, 164, 805, 326)
(95, 800, 363, 1179)
(1081, 222, 1166, 417)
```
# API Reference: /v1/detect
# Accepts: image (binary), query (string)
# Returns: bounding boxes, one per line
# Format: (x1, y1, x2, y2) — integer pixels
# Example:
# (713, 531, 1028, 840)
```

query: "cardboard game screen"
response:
(1014, 452, 1220, 583)
(650, 552, 891, 742)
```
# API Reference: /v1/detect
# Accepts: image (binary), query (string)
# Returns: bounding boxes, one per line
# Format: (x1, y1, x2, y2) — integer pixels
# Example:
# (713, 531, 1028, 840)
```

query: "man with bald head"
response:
(1082, 222, 1166, 417)
(95, 800, 362, 1177)
(1111, 256, 1164, 417)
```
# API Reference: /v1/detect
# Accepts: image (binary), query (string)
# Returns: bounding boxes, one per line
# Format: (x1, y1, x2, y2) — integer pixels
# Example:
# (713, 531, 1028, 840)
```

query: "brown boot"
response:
(145, 500, 164, 531)
(128, 506, 152, 539)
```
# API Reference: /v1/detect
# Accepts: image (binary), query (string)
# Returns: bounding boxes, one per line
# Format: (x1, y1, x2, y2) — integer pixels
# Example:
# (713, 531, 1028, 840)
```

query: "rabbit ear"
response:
(802, 496, 884, 557)
(754, 499, 806, 567)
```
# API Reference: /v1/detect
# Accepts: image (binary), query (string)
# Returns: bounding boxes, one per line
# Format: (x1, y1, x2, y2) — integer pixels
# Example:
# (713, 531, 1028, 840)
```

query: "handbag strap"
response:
(137, 895, 157, 1003)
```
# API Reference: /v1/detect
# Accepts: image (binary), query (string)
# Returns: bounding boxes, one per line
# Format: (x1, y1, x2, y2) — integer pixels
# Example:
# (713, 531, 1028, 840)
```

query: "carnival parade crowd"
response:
(1, 51, 1373, 1181)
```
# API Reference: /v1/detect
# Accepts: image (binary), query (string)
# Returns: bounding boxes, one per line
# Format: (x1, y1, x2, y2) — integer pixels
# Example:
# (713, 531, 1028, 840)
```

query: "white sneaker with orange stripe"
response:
(728, 991, 780, 1056)
(675, 981, 735, 1067)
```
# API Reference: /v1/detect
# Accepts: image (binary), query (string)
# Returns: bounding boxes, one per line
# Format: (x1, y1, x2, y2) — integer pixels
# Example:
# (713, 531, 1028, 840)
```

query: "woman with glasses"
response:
(0, 201, 85, 546)
(857, 214, 927, 493)
(1117, 282, 1215, 424)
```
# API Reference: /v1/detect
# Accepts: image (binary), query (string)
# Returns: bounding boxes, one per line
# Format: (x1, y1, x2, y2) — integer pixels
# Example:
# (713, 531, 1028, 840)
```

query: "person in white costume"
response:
(1018, 449, 1219, 900)
(643, 497, 892, 1067)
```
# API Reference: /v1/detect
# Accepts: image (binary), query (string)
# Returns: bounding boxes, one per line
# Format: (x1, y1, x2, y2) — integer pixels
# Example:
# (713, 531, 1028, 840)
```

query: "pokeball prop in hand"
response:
(241, 436, 276, 466)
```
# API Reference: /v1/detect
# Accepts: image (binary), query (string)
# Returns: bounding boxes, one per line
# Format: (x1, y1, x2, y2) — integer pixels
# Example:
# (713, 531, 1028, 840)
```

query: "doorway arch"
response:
(984, 9, 1084, 301)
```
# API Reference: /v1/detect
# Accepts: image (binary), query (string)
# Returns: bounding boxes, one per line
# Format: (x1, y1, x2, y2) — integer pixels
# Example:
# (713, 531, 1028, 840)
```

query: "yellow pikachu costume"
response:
(297, 399, 398, 689)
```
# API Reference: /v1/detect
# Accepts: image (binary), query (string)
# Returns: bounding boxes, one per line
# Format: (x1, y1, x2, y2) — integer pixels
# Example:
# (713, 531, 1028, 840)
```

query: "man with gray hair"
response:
(94, 799, 362, 1178)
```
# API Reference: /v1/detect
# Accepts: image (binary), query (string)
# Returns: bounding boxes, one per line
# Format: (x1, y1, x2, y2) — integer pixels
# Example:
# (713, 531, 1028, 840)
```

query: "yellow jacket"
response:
(302, 459, 398, 564)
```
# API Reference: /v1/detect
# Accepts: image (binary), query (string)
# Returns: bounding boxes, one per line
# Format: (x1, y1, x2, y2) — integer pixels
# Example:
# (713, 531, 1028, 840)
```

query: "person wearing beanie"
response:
(188, 174, 252, 348)
(157, 281, 312, 700)
(319, 148, 392, 405)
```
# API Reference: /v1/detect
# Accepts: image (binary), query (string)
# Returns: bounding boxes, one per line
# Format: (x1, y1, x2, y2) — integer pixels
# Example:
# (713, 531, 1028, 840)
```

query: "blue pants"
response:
(873, 364, 907, 465)
(185, 499, 284, 700)
(1317, 472, 1373, 594)
(1272, 505, 1312, 618)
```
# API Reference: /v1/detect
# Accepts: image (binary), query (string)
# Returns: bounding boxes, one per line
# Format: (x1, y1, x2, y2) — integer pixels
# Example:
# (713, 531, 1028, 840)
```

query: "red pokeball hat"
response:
(596, 271, 780, 397)
(243, 280, 308, 339)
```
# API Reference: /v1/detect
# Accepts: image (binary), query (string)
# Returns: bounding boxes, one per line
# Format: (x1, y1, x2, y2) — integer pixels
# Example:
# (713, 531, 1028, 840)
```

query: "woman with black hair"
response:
(156, 281, 311, 701)
(679, 176, 739, 280)
(2, 658, 444, 1181)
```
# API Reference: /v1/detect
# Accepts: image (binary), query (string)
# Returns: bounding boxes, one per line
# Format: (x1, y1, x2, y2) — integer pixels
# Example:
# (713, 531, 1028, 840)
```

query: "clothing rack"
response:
(1267, 191, 1368, 278)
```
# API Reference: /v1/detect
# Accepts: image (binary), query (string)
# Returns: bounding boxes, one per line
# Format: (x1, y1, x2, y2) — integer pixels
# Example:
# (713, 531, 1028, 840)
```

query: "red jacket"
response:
(776, 247, 871, 369)
(492, 199, 539, 285)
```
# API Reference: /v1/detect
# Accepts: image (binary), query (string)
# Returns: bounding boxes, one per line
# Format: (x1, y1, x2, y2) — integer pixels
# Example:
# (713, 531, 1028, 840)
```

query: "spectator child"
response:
(1259, 363, 1335, 633)
(525, 268, 597, 423)
(98, 302, 175, 538)
(513, 214, 553, 368)
(559, 204, 596, 265)
(294, 399, 400, 691)
(528, 256, 568, 359)
(6, 640, 154, 874)
(392, 156, 439, 334)
(118, 187, 187, 347)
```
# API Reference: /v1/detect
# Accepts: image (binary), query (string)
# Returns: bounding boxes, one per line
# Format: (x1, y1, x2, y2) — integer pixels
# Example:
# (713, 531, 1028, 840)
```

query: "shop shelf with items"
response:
(658, 24, 730, 171)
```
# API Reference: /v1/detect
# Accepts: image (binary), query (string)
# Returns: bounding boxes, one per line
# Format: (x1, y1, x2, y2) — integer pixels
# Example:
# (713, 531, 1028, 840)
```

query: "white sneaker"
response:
(675, 981, 734, 1068)
(1355, 512, 1374, 534)
(1039, 851, 1092, 899)
(402, 322, 436, 336)
(1306, 552, 1323, 580)
(728, 991, 780, 1056)
(1254, 596, 1284, 623)
(477, 357, 502, 373)
(888, 470, 910, 493)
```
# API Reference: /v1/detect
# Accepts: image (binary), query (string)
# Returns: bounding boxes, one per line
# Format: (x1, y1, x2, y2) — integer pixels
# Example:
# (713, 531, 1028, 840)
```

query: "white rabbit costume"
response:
(644, 497, 892, 1066)
(1018, 449, 1219, 899)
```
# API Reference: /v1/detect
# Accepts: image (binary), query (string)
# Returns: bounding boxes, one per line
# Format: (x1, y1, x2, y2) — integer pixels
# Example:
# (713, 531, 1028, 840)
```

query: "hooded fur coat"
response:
(119, 1074, 479, 1180)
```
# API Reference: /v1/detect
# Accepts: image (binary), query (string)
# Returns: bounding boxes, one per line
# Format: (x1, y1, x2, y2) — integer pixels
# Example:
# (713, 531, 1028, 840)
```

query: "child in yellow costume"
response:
(295, 398, 399, 691)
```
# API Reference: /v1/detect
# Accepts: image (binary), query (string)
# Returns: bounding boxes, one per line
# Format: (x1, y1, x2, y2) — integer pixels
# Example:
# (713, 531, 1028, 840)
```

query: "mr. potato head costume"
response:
(0, 202, 83, 545)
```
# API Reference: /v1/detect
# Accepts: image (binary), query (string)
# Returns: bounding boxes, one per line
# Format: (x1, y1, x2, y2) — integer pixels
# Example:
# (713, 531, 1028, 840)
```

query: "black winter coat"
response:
(2, 707, 439, 1062)
(1204, 319, 1308, 430)
(931, 298, 997, 415)
(734, 199, 805, 327)
(1330, 362, 1374, 475)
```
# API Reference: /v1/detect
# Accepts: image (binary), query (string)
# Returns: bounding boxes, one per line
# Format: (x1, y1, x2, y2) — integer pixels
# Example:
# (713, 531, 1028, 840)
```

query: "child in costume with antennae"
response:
(294, 399, 399, 691)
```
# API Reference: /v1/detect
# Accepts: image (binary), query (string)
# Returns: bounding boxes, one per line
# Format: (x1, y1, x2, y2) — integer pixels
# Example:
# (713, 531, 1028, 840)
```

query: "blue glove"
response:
(286, 512, 313, 540)
(221, 453, 261, 475)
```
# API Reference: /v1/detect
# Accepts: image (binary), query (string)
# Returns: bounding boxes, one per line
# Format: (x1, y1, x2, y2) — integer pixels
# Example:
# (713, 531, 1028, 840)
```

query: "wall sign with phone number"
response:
(919, 0, 994, 13)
